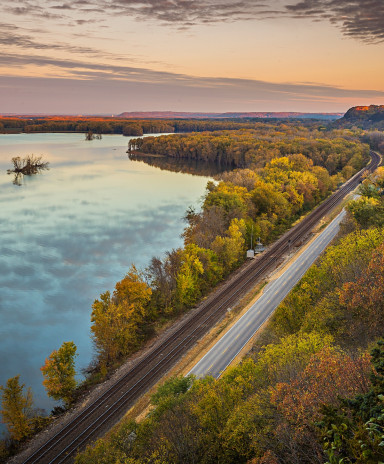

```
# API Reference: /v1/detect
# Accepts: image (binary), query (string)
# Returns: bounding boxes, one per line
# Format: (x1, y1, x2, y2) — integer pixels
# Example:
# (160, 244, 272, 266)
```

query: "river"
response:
(0, 133, 213, 422)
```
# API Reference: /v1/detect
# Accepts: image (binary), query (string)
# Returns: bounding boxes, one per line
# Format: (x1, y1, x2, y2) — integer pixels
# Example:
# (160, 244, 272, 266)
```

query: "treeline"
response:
(0, 117, 278, 136)
(0, 117, 347, 137)
(129, 127, 368, 173)
(76, 167, 384, 464)
(0, 117, 174, 136)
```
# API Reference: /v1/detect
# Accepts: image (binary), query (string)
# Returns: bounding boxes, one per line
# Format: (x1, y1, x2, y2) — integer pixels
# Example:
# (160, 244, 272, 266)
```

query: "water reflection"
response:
(0, 133, 211, 424)
(129, 153, 227, 177)
(9, 171, 24, 186)
(8, 165, 50, 186)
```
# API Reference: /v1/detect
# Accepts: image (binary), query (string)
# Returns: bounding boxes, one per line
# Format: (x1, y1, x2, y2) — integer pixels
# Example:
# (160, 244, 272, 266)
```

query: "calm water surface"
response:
(0, 133, 210, 420)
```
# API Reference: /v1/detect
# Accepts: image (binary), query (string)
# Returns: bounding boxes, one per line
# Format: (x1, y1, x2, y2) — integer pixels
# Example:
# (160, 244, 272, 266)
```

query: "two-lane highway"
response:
(189, 209, 347, 378)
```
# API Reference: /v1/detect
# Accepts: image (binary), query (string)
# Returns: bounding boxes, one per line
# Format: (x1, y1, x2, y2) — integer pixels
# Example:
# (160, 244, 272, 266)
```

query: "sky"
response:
(1, 0, 384, 114)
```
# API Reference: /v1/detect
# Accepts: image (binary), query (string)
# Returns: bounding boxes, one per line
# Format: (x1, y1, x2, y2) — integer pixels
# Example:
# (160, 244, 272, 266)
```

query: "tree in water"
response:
(8, 155, 49, 174)
(7, 155, 49, 185)
(85, 131, 102, 140)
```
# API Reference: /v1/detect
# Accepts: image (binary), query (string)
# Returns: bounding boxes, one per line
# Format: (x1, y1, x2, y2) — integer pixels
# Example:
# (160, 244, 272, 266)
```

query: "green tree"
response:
(151, 375, 194, 417)
(41, 341, 77, 405)
(0, 375, 33, 441)
(347, 196, 384, 228)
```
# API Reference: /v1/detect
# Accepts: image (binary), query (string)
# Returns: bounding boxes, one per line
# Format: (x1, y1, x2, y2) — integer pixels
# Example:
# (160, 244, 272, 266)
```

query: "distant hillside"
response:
(335, 105, 384, 129)
(118, 111, 342, 120)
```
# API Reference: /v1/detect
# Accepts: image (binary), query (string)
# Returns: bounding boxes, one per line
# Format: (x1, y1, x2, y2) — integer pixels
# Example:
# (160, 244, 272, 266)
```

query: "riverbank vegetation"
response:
(0, 121, 374, 462)
(88, 143, 367, 375)
(128, 125, 367, 172)
(41, 342, 78, 407)
(75, 165, 384, 464)
(0, 377, 51, 459)
(79, 126, 368, 390)
(0, 116, 263, 136)
(0, 342, 77, 461)
(0, 115, 361, 137)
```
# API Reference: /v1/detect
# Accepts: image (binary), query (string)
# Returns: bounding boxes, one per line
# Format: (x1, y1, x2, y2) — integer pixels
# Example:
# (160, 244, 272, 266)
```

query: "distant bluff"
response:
(344, 105, 384, 121)
(336, 105, 384, 129)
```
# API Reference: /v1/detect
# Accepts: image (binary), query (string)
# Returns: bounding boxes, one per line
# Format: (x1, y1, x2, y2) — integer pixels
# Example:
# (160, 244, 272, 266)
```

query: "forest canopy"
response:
(76, 165, 384, 464)
(88, 125, 369, 371)
(128, 126, 368, 172)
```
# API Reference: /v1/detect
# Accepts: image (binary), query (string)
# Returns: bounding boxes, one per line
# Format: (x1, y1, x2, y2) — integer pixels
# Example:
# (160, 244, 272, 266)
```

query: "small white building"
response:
(247, 249, 255, 259)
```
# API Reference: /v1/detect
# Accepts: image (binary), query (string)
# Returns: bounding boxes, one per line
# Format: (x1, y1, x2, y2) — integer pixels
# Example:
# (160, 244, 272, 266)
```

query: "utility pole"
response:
(251, 224, 253, 249)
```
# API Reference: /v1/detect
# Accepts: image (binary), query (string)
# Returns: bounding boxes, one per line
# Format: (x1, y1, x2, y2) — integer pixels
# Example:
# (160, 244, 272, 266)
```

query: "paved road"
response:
(189, 209, 346, 378)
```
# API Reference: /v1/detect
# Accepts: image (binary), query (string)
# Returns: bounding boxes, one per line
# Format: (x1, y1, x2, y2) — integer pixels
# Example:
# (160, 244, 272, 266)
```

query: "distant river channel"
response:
(0, 133, 212, 422)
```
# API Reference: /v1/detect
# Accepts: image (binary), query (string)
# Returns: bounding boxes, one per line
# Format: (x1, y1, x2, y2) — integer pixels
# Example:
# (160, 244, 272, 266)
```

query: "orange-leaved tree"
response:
(269, 347, 371, 463)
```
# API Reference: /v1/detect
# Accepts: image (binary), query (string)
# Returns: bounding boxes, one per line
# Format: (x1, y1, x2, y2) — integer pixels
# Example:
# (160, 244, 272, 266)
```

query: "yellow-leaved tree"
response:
(0, 375, 33, 441)
(41, 341, 77, 406)
(211, 218, 246, 273)
(91, 265, 152, 366)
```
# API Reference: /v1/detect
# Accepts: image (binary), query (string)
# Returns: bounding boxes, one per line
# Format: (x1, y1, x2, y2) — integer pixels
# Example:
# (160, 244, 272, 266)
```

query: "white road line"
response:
(189, 209, 347, 378)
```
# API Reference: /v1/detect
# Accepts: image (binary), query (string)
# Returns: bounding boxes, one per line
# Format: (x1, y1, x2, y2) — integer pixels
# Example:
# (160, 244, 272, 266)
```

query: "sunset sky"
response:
(1, 0, 384, 114)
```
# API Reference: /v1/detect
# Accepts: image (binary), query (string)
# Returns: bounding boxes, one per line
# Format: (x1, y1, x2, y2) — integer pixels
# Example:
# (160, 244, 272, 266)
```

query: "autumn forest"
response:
(1, 112, 384, 464)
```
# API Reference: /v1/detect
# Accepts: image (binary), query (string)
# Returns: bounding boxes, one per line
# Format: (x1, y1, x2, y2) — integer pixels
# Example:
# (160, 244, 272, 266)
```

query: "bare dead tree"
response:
(8, 155, 49, 175)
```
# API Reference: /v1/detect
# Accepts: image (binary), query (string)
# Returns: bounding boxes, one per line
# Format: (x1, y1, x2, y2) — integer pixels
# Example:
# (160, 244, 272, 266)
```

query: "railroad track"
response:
(20, 151, 381, 464)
